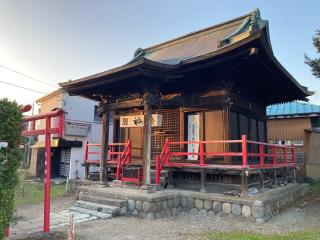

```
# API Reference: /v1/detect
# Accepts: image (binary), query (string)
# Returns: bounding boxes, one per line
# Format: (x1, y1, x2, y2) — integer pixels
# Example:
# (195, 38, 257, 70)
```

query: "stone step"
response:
(79, 192, 127, 207)
(74, 200, 120, 216)
(69, 206, 113, 219)
(76, 186, 130, 200)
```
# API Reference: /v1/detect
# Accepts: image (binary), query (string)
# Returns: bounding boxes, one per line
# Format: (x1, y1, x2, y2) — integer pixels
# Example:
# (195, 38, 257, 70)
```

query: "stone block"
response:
(252, 206, 264, 218)
(143, 201, 157, 213)
(181, 197, 187, 208)
(222, 203, 231, 214)
(168, 199, 174, 209)
(155, 212, 161, 219)
(195, 199, 204, 210)
(135, 200, 143, 212)
(156, 201, 162, 211)
(119, 206, 127, 216)
(171, 208, 178, 216)
(212, 201, 222, 213)
(256, 217, 265, 223)
(146, 212, 154, 220)
(242, 205, 251, 217)
(132, 209, 139, 217)
(204, 200, 212, 211)
(198, 209, 208, 218)
(173, 197, 180, 208)
(187, 198, 195, 209)
(208, 210, 215, 218)
(162, 200, 168, 209)
(190, 208, 198, 215)
(232, 204, 241, 216)
(128, 199, 135, 212)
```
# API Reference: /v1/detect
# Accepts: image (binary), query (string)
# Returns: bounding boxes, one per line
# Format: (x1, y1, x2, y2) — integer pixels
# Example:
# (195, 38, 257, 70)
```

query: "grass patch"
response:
(200, 229, 320, 240)
(15, 179, 67, 206)
(310, 182, 320, 193)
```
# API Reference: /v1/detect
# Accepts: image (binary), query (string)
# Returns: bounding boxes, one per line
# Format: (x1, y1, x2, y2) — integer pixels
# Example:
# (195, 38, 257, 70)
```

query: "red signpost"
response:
(22, 109, 64, 232)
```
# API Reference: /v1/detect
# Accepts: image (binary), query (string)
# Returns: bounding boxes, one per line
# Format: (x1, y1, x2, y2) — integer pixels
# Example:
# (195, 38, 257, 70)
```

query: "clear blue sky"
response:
(0, 0, 319, 105)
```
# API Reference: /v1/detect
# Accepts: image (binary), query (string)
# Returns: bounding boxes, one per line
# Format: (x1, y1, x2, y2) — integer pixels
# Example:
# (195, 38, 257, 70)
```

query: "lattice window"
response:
(151, 109, 181, 162)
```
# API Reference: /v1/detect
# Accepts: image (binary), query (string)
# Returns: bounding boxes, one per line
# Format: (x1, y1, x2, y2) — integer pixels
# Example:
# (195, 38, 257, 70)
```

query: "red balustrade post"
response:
(128, 140, 132, 164)
(155, 156, 160, 185)
(84, 141, 88, 163)
(291, 145, 295, 165)
(199, 141, 204, 166)
(241, 135, 248, 168)
(164, 139, 169, 165)
(58, 113, 64, 137)
(259, 144, 264, 167)
(272, 145, 277, 166)
(283, 146, 287, 165)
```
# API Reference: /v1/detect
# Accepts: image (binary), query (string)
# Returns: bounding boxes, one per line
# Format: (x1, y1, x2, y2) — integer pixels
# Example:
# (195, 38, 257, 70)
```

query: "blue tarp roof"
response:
(267, 102, 320, 116)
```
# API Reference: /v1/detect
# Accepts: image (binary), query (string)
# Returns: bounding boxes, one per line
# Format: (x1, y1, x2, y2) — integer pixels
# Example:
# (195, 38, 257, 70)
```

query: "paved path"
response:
(10, 208, 101, 238)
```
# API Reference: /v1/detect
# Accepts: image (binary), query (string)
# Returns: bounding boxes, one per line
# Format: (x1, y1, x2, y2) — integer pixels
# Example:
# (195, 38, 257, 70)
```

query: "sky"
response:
(0, 0, 320, 107)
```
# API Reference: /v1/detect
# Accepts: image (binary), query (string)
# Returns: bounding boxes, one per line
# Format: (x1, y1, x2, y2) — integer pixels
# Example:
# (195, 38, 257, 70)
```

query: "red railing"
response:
(155, 135, 295, 184)
(84, 140, 131, 181)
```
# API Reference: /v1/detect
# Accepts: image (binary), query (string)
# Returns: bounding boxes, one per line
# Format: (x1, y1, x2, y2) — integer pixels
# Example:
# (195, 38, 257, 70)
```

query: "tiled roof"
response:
(129, 8, 268, 65)
(267, 102, 320, 116)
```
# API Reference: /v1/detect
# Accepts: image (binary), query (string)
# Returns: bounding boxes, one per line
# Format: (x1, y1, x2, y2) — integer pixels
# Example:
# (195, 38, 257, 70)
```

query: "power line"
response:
(0, 64, 58, 88)
(0, 80, 47, 94)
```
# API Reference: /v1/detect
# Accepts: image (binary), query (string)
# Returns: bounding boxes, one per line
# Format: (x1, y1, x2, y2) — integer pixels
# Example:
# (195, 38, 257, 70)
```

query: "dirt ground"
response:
(12, 188, 320, 240)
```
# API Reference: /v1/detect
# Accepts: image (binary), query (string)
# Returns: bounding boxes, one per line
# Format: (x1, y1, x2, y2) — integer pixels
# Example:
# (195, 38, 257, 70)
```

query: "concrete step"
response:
(74, 200, 120, 216)
(79, 193, 127, 207)
(69, 206, 112, 219)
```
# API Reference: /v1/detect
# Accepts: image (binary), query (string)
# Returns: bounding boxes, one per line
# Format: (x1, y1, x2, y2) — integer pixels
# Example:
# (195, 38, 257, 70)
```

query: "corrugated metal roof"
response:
(266, 102, 320, 116)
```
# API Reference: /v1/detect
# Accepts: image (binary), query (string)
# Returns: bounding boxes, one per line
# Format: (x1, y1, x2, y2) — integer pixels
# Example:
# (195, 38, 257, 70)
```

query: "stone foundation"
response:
(75, 183, 309, 223)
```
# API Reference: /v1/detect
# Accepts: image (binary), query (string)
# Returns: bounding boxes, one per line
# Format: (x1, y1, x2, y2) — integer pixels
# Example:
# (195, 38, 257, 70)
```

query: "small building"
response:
(267, 102, 320, 179)
(29, 89, 109, 179)
(59, 9, 311, 191)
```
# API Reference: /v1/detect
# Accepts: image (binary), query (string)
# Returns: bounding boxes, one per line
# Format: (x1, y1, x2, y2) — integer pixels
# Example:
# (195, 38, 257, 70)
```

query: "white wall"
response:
(61, 92, 113, 179)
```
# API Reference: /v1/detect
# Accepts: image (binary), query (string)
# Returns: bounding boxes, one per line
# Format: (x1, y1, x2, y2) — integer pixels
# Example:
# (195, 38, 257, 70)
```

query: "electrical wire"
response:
(0, 80, 47, 94)
(0, 64, 58, 88)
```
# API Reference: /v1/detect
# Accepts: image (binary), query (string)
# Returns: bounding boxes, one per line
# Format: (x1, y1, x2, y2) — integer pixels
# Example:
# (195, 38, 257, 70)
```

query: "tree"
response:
(305, 30, 320, 79)
(0, 99, 23, 239)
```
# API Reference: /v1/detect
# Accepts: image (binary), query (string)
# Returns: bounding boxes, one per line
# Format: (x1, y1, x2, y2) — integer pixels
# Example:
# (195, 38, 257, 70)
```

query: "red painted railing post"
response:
(272, 145, 277, 166)
(155, 156, 160, 185)
(199, 141, 204, 166)
(283, 146, 287, 165)
(291, 144, 295, 165)
(164, 139, 169, 165)
(259, 144, 264, 167)
(241, 135, 248, 168)
(84, 141, 88, 163)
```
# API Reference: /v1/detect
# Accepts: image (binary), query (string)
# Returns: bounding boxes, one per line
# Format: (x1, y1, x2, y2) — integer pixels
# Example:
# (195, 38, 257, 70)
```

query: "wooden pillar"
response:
(100, 102, 110, 184)
(142, 92, 153, 185)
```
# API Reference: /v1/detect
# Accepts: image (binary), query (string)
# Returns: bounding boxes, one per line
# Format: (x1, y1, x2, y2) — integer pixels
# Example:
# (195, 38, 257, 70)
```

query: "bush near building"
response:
(0, 99, 23, 239)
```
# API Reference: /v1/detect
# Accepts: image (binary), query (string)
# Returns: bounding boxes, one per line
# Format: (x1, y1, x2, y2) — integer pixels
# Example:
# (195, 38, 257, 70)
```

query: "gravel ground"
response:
(12, 191, 320, 240)
(68, 191, 320, 240)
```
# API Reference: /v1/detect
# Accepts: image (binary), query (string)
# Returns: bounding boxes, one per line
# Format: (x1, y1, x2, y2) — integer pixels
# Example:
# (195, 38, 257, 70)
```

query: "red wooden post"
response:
(84, 141, 88, 163)
(44, 116, 51, 232)
(199, 141, 204, 166)
(58, 114, 64, 137)
(291, 145, 295, 164)
(283, 146, 287, 165)
(241, 135, 248, 167)
(272, 145, 277, 165)
(164, 139, 169, 165)
(259, 144, 264, 166)
(155, 156, 160, 185)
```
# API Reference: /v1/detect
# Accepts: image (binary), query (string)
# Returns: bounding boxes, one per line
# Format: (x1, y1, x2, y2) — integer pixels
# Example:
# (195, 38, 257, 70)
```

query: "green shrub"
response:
(0, 99, 23, 239)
